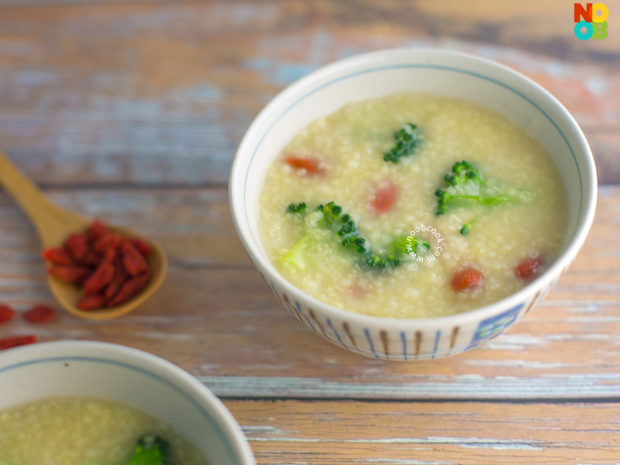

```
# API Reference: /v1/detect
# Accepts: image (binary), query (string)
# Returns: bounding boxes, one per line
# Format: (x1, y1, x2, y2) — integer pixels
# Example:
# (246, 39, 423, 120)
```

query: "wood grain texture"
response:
(1, 186, 618, 399)
(226, 400, 620, 464)
(0, 0, 618, 185)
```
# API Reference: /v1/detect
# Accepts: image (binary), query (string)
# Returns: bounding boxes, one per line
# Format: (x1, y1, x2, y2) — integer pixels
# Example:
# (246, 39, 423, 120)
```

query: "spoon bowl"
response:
(0, 151, 167, 320)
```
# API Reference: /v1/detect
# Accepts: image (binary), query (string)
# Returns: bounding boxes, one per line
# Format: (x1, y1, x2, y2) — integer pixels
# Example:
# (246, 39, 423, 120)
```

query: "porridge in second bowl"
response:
(0, 396, 209, 465)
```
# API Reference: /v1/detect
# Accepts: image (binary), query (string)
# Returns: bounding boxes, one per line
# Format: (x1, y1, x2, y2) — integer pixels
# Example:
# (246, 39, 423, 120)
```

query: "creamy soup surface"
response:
(0, 397, 209, 465)
(259, 93, 567, 318)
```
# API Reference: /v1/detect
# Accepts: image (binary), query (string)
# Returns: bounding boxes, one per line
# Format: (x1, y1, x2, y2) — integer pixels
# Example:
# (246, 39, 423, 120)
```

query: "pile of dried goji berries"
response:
(43, 220, 152, 310)
(0, 303, 55, 350)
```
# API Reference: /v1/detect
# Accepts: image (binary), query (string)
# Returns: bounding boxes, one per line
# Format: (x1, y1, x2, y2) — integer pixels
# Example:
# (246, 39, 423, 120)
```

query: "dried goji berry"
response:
(0, 335, 37, 350)
(65, 233, 90, 263)
(81, 249, 101, 267)
(83, 261, 115, 295)
(88, 219, 109, 243)
(0, 304, 16, 324)
(77, 294, 107, 310)
(121, 240, 149, 277)
(42, 247, 75, 266)
(130, 238, 152, 258)
(43, 220, 153, 311)
(23, 305, 56, 324)
(94, 234, 122, 254)
(104, 268, 127, 301)
(48, 265, 92, 284)
(107, 272, 150, 307)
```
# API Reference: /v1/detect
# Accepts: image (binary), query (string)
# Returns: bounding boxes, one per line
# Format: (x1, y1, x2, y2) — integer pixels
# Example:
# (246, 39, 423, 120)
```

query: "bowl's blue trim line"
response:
(326, 317, 346, 348)
(296, 301, 317, 332)
(363, 328, 379, 358)
(431, 330, 442, 359)
(0, 356, 239, 463)
(244, 63, 583, 246)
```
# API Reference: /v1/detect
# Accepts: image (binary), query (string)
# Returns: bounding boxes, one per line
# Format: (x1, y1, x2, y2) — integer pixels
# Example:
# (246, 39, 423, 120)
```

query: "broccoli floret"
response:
(286, 202, 307, 213)
(282, 201, 429, 271)
(366, 235, 430, 269)
(280, 230, 321, 271)
(281, 202, 363, 271)
(435, 161, 534, 232)
(383, 123, 421, 163)
(126, 435, 171, 465)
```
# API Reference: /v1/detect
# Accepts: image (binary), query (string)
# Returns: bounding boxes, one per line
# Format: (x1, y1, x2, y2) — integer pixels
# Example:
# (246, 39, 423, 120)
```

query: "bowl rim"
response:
(0, 340, 256, 465)
(230, 48, 597, 331)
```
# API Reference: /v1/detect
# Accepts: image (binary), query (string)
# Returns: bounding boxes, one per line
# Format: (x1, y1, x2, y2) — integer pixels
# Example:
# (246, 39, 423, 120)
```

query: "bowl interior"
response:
(233, 49, 595, 274)
(0, 341, 253, 465)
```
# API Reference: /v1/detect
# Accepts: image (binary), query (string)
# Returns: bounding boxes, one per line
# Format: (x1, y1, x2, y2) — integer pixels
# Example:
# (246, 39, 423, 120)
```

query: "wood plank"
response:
(0, 1, 618, 186)
(225, 400, 620, 464)
(1, 185, 619, 399)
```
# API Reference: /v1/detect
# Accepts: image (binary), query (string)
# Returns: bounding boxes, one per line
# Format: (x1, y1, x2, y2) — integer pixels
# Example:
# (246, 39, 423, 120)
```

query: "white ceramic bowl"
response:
(0, 340, 255, 465)
(229, 49, 597, 361)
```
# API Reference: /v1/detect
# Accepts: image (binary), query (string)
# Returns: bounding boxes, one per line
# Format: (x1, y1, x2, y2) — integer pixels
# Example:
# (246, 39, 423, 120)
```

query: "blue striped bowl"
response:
(230, 49, 597, 360)
(0, 341, 256, 464)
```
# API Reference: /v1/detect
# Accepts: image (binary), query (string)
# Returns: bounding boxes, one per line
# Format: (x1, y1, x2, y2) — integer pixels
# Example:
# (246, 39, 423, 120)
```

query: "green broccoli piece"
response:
(435, 161, 534, 231)
(383, 123, 421, 163)
(459, 221, 473, 235)
(125, 435, 171, 465)
(281, 202, 365, 271)
(366, 235, 430, 269)
(282, 201, 430, 271)
(286, 202, 307, 214)
(280, 229, 322, 271)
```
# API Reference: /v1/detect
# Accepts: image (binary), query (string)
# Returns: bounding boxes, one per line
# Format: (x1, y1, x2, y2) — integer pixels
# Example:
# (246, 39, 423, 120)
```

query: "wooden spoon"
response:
(0, 151, 167, 320)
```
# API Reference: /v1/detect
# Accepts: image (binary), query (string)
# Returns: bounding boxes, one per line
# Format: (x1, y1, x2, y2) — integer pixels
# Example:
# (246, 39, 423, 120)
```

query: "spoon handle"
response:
(0, 150, 84, 246)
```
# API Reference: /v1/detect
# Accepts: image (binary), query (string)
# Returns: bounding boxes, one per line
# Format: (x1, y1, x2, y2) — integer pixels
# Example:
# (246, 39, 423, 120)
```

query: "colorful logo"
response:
(574, 3, 609, 40)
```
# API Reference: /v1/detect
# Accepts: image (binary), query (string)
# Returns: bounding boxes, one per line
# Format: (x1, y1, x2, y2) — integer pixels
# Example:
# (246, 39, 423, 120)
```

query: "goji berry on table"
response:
(0, 304, 16, 324)
(23, 305, 56, 324)
(0, 335, 37, 350)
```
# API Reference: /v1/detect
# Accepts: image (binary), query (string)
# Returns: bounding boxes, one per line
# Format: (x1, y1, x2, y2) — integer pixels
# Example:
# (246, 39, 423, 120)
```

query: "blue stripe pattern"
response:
(432, 330, 442, 359)
(364, 328, 379, 358)
(295, 300, 316, 332)
(326, 318, 346, 348)
(400, 331, 408, 361)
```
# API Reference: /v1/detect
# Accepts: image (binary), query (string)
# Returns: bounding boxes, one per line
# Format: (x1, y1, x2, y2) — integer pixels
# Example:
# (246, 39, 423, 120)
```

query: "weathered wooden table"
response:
(1, 1, 619, 463)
